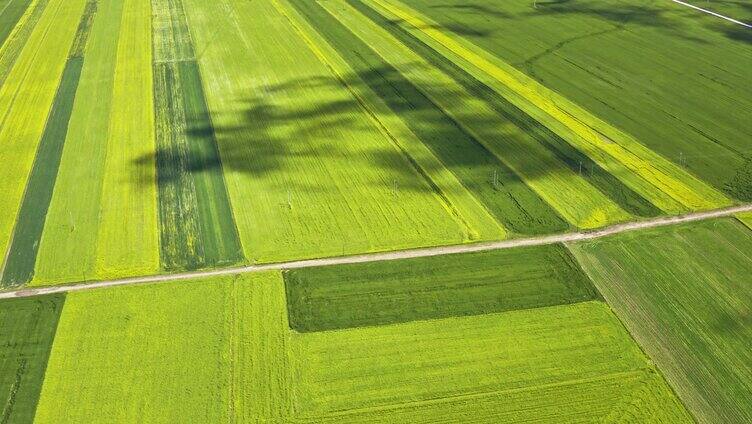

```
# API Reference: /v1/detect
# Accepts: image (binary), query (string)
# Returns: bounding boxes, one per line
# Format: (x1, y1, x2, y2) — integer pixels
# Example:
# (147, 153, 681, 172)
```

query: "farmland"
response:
(404, 0, 752, 200)
(0, 0, 750, 421)
(0, 295, 63, 423)
(571, 219, 752, 423)
(0, 0, 747, 286)
(284, 244, 597, 331)
(7, 270, 692, 422)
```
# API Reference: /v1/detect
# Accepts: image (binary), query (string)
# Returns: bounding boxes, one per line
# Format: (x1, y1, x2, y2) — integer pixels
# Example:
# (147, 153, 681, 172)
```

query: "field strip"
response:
(1, 203, 751, 299)
(669, 0, 752, 28)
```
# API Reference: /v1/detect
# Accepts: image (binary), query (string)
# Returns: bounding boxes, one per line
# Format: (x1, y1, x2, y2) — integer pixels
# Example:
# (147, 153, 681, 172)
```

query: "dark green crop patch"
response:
(0, 0, 33, 48)
(152, 0, 244, 271)
(0, 294, 65, 424)
(284, 243, 598, 332)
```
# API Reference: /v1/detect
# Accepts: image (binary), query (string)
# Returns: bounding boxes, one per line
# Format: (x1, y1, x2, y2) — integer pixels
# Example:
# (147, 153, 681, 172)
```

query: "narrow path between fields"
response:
(2, 203, 751, 299)
(670, 0, 752, 28)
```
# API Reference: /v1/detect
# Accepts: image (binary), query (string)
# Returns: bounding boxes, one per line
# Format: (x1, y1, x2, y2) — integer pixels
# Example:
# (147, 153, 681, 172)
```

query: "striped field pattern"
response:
(0, 0, 749, 421)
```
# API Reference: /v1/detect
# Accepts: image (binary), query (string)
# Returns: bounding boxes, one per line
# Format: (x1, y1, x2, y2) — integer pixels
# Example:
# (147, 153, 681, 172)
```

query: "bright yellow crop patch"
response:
(33, 271, 292, 423)
(737, 212, 752, 231)
(34, 277, 230, 422)
(94, 0, 159, 279)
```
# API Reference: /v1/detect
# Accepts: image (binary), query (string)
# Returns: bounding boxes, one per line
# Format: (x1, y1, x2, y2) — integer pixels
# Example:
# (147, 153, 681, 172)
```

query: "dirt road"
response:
(2, 203, 751, 299)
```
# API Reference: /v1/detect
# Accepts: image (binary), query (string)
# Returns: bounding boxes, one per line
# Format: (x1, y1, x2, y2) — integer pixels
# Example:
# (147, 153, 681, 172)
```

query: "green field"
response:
(0, 0, 749, 421)
(403, 0, 752, 200)
(681, 0, 752, 23)
(0, 295, 64, 423)
(1, 0, 746, 286)
(571, 219, 752, 423)
(6, 270, 688, 422)
(284, 243, 596, 331)
(291, 301, 689, 422)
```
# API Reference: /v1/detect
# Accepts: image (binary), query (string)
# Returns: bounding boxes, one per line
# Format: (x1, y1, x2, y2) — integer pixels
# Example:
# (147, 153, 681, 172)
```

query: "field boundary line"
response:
(2, 203, 751, 299)
(670, 0, 752, 28)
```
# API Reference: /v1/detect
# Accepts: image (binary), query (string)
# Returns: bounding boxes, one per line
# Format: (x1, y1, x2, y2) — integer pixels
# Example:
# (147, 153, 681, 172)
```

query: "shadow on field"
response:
(133, 61, 580, 196)
(385, 18, 497, 37)
(528, 0, 752, 45)
(520, 0, 714, 44)
(429, 0, 750, 45)
(710, 23, 752, 44)
(429, 3, 512, 19)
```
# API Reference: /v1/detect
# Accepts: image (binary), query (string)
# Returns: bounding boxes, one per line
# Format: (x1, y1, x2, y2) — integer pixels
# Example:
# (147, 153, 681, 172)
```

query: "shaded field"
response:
(680, 0, 752, 23)
(289, 0, 570, 235)
(151, 0, 243, 271)
(180, 0, 471, 263)
(0, 294, 64, 424)
(362, 0, 730, 213)
(284, 243, 596, 332)
(345, 0, 662, 219)
(404, 0, 752, 200)
(316, 0, 636, 229)
(571, 218, 752, 423)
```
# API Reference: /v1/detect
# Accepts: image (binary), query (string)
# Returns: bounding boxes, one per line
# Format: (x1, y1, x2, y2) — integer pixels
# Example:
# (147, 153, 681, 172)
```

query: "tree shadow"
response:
(133, 53, 662, 225)
(521, 0, 713, 45)
(384, 18, 495, 37)
(428, 3, 512, 19)
(707, 22, 752, 44)
(132, 0, 666, 220)
(134, 62, 579, 194)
